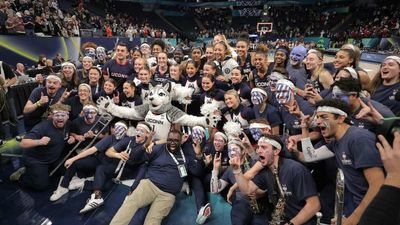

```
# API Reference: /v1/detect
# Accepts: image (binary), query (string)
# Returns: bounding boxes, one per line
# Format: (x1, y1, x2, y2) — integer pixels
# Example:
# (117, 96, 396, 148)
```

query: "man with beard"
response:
(103, 42, 134, 92)
(23, 74, 64, 131)
(232, 135, 321, 225)
(110, 129, 205, 225)
(299, 99, 385, 225)
(10, 103, 73, 190)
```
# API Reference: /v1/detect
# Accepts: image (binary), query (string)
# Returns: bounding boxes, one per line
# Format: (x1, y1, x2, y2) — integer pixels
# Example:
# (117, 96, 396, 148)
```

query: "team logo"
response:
(224, 68, 231, 75)
(341, 152, 352, 165)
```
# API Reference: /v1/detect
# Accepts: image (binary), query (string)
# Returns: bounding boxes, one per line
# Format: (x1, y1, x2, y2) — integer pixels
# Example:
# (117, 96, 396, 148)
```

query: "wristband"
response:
(36, 101, 41, 107)
(233, 169, 242, 175)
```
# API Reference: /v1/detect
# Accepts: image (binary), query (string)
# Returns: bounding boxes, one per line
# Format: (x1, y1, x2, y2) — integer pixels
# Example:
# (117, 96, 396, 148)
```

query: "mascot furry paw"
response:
(97, 82, 221, 140)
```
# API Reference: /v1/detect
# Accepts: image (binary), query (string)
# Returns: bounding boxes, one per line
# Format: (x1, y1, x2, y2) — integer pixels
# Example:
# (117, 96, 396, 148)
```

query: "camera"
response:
(375, 117, 400, 144)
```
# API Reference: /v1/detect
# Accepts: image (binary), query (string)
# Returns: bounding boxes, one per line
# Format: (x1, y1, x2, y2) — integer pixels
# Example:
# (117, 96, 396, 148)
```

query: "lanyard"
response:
(168, 148, 186, 166)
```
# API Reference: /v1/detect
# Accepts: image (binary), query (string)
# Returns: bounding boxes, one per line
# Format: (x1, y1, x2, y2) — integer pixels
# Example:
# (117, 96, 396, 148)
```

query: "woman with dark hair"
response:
(236, 35, 255, 82)
(231, 68, 251, 107)
(370, 56, 400, 115)
(93, 78, 119, 104)
(151, 52, 170, 84)
(333, 48, 370, 90)
(86, 66, 104, 97)
(266, 45, 290, 75)
(249, 45, 269, 90)
(199, 74, 225, 108)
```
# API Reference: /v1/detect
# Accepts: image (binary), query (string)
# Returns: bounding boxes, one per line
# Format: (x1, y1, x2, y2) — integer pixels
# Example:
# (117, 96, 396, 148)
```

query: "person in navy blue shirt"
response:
(86, 66, 104, 97)
(61, 83, 92, 121)
(236, 36, 255, 82)
(232, 135, 321, 225)
(222, 89, 255, 130)
(70, 102, 107, 150)
(251, 87, 282, 135)
(370, 56, 400, 115)
(151, 52, 171, 85)
(331, 77, 394, 131)
(250, 47, 269, 90)
(49, 121, 129, 203)
(110, 130, 205, 225)
(210, 139, 272, 225)
(102, 42, 134, 92)
(300, 99, 385, 225)
(23, 74, 64, 131)
(231, 67, 252, 107)
(275, 79, 315, 135)
(10, 103, 73, 190)
(199, 74, 225, 109)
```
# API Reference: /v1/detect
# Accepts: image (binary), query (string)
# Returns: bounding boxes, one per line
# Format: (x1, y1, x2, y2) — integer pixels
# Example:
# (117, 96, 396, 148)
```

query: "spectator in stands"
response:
(14, 63, 27, 77)
(53, 53, 64, 66)
(10, 103, 74, 190)
(22, 10, 34, 36)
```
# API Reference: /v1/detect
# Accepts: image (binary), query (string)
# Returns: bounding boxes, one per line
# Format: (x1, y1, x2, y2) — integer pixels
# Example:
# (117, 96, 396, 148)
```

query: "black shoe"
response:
(0, 139, 4, 146)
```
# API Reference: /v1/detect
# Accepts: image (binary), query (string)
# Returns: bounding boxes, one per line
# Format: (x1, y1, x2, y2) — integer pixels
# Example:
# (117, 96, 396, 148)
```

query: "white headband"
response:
(251, 88, 268, 97)
(270, 71, 285, 80)
(83, 56, 94, 62)
(258, 137, 282, 150)
(343, 67, 358, 79)
(140, 43, 150, 49)
(214, 132, 227, 142)
(137, 123, 151, 133)
(79, 83, 91, 92)
(384, 56, 400, 65)
(316, 106, 347, 117)
(83, 105, 98, 112)
(276, 79, 295, 90)
(46, 75, 61, 83)
(250, 123, 271, 130)
(61, 62, 76, 70)
(114, 122, 128, 130)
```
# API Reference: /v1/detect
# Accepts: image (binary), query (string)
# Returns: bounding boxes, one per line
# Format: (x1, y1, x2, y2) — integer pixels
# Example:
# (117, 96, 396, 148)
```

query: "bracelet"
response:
(233, 169, 242, 175)
(36, 101, 41, 107)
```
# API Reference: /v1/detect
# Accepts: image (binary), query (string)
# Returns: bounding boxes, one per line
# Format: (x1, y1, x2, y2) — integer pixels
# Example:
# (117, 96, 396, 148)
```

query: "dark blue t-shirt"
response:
(24, 86, 63, 127)
(71, 116, 108, 149)
(103, 59, 135, 91)
(252, 158, 318, 225)
(131, 144, 205, 194)
(23, 120, 71, 164)
(253, 103, 283, 127)
(326, 126, 383, 216)
(279, 96, 315, 135)
(371, 82, 400, 115)
(64, 95, 83, 121)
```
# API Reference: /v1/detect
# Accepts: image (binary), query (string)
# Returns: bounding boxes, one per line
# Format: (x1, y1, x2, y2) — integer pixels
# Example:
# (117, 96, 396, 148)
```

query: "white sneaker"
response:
(68, 176, 86, 190)
(50, 186, 69, 201)
(196, 203, 212, 224)
(79, 194, 104, 214)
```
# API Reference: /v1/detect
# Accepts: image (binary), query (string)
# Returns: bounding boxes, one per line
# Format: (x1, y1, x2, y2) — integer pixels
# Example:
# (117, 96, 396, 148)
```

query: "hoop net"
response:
(257, 22, 273, 36)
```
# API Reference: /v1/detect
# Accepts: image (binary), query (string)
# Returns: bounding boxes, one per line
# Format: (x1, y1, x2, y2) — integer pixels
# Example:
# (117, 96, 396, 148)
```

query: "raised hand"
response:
(39, 92, 49, 105)
(356, 100, 384, 125)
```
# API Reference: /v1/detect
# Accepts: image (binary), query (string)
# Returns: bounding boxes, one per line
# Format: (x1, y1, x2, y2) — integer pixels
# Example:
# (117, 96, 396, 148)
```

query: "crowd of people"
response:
(0, 28, 399, 225)
(0, 0, 174, 38)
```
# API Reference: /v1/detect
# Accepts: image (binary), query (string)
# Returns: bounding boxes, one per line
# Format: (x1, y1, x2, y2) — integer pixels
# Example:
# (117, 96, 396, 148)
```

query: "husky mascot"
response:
(97, 82, 220, 140)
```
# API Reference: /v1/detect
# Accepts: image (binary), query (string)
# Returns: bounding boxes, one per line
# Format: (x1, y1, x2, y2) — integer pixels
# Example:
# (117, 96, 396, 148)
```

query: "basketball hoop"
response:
(257, 22, 273, 37)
